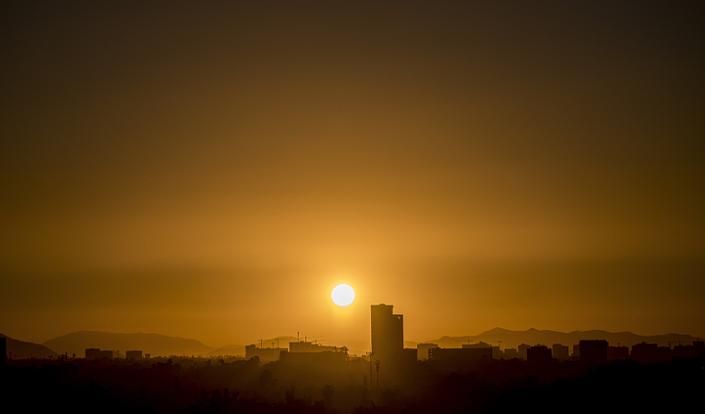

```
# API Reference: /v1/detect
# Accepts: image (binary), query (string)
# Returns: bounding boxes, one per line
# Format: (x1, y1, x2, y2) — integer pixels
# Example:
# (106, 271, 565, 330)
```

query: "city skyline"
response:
(4, 302, 702, 414)
(3, 303, 703, 377)
(2, 304, 702, 358)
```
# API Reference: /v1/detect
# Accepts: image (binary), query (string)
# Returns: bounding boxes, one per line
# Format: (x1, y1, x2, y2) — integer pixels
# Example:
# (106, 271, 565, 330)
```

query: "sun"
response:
(331, 283, 355, 307)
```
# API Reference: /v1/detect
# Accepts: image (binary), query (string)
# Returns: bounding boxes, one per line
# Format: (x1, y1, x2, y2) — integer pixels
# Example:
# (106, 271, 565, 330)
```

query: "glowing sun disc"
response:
(331, 284, 355, 307)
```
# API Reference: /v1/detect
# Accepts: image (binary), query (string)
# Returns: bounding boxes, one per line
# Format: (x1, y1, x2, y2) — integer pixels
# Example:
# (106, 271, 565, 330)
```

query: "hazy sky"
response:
(2, 1, 704, 350)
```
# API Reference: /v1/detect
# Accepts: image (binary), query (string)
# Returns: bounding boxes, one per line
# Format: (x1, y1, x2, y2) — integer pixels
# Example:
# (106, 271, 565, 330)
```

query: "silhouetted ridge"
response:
(424, 328, 700, 348)
(43, 331, 212, 356)
(0, 333, 56, 358)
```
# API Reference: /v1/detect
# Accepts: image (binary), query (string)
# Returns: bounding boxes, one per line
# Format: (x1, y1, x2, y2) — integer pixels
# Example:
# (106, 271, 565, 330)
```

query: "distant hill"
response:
(44, 331, 212, 357)
(425, 328, 702, 349)
(0, 333, 57, 358)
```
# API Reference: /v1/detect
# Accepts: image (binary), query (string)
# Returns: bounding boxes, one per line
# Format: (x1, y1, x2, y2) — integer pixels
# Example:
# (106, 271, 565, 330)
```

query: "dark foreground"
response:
(1, 357, 703, 414)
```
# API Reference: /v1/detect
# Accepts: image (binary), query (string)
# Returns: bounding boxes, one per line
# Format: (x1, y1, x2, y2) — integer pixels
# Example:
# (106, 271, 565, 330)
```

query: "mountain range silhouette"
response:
(418, 327, 701, 348)
(0, 333, 56, 358)
(1, 328, 700, 358)
(43, 331, 212, 357)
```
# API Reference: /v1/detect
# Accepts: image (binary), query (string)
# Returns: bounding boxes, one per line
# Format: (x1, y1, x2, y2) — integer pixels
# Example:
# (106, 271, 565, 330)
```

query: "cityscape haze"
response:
(2, 1, 704, 413)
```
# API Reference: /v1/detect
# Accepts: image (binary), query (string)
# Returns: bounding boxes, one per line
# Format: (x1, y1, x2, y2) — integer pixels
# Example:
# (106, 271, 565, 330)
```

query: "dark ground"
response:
(1, 357, 703, 414)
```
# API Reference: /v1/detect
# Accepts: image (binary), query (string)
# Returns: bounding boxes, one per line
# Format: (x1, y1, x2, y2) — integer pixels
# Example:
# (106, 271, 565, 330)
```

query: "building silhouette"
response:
(527, 345, 552, 365)
(416, 343, 439, 361)
(401, 348, 417, 365)
(552, 343, 570, 361)
(428, 347, 492, 370)
(673, 341, 705, 359)
(579, 340, 608, 364)
(85, 348, 114, 360)
(245, 344, 285, 363)
(630, 342, 673, 364)
(518, 343, 530, 360)
(572, 343, 580, 359)
(608, 345, 629, 360)
(502, 347, 519, 359)
(125, 350, 143, 360)
(631, 342, 655, 363)
(462, 341, 492, 349)
(370, 304, 403, 367)
(278, 339, 349, 368)
(279, 349, 347, 365)
(289, 340, 347, 354)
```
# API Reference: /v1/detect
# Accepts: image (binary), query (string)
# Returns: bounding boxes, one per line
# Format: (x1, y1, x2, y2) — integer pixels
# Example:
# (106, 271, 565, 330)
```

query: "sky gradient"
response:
(2, 1, 704, 350)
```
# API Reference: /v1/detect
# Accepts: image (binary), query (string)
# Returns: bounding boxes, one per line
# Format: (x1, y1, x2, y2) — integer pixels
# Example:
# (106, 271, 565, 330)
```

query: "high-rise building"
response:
(631, 342, 661, 364)
(503, 347, 519, 359)
(608, 345, 629, 360)
(125, 350, 143, 360)
(579, 340, 608, 364)
(527, 345, 552, 364)
(552, 344, 570, 361)
(518, 343, 530, 360)
(85, 348, 114, 360)
(371, 304, 403, 366)
(572, 343, 580, 358)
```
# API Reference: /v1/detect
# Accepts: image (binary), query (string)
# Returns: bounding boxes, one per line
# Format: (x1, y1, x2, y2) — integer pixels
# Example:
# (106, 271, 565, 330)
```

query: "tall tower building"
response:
(371, 304, 403, 365)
